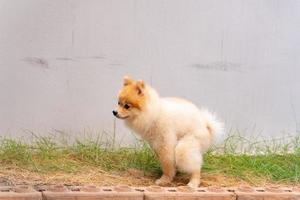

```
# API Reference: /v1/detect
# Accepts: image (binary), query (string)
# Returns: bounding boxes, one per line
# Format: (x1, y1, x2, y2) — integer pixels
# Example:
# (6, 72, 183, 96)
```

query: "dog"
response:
(113, 76, 224, 187)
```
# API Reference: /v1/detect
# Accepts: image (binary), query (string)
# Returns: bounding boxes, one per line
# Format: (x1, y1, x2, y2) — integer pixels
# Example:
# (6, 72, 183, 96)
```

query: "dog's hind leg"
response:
(175, 135, 202, 187)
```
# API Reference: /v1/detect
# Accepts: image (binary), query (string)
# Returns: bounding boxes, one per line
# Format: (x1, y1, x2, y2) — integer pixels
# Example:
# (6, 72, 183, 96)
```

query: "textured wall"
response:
(0, 0, 299, 143)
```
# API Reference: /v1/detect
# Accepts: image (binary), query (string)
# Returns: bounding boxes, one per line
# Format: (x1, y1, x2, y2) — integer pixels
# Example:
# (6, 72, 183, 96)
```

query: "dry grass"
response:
(0, 131, 300, 187)
(0, 165, 250, 187)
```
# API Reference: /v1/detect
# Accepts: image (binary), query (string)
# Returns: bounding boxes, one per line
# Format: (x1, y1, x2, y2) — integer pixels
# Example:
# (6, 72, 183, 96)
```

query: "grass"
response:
(0, 131, 300, 186)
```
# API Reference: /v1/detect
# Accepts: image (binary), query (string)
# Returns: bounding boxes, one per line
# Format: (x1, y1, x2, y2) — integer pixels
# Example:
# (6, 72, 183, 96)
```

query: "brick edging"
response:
(0, 185, 299, 199)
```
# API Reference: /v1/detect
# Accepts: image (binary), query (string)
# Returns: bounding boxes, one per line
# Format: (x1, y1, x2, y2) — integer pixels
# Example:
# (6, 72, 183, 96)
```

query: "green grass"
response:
(0, 131, 300, 185)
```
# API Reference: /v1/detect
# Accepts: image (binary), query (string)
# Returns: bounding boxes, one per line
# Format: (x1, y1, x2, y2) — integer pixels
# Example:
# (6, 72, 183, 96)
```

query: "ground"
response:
(0, 166, 294, 188)
(0, 134, 299, 188)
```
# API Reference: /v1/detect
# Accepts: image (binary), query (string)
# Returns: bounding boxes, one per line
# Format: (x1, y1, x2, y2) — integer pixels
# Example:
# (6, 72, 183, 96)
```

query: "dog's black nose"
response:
(112, 110, 118, 116)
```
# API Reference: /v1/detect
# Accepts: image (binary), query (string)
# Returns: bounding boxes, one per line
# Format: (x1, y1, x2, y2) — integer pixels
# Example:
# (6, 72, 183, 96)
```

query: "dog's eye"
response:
(124, 104, 130, 109)
(118, 101, 121, 106)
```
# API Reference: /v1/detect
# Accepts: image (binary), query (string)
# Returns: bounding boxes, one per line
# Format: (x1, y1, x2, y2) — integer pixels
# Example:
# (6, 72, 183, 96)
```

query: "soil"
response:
(0, 166, 290, 188)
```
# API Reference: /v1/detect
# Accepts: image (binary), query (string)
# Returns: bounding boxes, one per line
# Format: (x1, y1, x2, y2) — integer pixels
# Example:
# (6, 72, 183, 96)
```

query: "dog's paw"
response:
(187, 180, 200, 188)
(155, 175, 172, 186)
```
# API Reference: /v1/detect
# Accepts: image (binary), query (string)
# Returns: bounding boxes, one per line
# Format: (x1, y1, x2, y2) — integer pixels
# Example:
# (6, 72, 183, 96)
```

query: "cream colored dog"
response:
(113, 76, 224, 187)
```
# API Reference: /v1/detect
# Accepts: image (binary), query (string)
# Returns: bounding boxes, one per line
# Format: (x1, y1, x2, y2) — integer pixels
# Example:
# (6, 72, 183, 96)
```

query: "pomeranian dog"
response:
(113, 76, 224, 187)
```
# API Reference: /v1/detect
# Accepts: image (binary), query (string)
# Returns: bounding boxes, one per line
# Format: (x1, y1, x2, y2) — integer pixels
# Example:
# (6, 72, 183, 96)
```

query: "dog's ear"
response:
(123, 75, 133, 86)
(136, 80, 145, 95)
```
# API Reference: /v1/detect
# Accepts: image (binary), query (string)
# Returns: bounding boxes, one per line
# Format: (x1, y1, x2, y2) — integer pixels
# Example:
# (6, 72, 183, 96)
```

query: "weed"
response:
(0, 131, 299, 186)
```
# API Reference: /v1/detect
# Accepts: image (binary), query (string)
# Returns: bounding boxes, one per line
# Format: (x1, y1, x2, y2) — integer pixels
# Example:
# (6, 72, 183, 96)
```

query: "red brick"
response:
(42, 185, 143, 200)
(235, 186, 296, 200)
(144, 185, 236, 200)
(0, 185, 41, 200)
(3, 185, 300, 200)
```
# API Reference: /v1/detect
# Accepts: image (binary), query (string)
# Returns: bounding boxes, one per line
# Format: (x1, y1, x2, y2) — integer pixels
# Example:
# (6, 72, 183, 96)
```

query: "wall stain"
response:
(75, 56, 106, 60)
(189, 61, 243, 72)
(55, 56, 106, 62)
(56, 57, 76, 61)
(22, 57, 49, 69)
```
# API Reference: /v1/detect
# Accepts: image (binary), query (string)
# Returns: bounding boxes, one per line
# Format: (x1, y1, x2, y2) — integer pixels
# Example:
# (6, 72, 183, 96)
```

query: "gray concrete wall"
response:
(0, 0, 300, 143)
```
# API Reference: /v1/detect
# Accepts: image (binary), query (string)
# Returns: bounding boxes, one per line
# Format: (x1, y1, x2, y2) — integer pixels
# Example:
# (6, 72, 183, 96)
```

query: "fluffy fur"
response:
(113, 76, 224, 187)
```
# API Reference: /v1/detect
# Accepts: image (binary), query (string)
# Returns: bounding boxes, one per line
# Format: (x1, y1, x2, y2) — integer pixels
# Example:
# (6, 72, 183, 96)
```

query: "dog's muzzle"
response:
(112, 110, 129, 119)
(112, 110, 118, 116)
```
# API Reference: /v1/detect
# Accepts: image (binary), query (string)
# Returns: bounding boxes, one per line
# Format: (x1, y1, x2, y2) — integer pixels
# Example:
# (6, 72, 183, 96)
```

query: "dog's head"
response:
(113, 76, 147, 120)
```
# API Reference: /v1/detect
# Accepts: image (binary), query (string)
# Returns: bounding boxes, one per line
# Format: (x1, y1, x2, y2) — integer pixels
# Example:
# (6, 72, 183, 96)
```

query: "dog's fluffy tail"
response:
(201, 109, 225, 142)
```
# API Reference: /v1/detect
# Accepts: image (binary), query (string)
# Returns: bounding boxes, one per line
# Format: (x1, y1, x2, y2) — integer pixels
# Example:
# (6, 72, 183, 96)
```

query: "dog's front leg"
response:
(154, 143, 176, 186)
